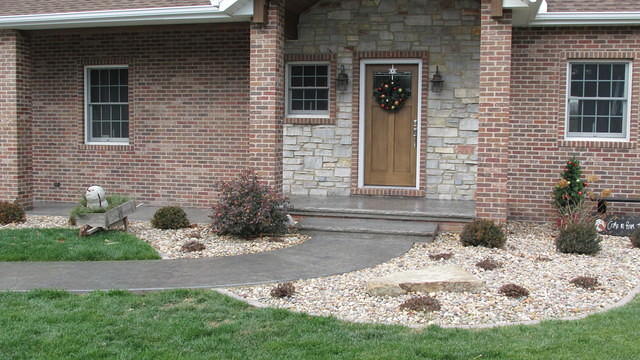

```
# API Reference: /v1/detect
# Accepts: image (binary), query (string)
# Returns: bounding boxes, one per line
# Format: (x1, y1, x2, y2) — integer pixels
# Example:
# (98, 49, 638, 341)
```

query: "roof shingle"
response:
(546, 0, 640, 13)
(0, 0, 211, 17)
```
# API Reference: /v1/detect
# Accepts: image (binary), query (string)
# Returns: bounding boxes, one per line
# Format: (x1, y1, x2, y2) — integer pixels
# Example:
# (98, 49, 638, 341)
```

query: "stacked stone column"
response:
(0, 30, 32, 208)
(476, 0, 512, 221)
(249, 0, 285, 193)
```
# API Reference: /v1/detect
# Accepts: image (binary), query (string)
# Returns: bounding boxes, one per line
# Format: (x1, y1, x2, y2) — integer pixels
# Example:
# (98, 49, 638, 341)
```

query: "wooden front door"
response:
(364, 64, 419, 187)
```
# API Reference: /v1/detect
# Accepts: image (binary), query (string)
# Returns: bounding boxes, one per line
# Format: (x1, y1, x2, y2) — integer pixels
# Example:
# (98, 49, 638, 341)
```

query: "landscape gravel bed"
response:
(228, 222, 640, 328)
(2, 215, 308, 259)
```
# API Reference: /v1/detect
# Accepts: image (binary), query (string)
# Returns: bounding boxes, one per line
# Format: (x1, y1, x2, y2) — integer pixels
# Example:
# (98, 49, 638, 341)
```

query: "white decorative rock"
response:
(366, 265, 485, 297)
(85, 186, 109, 210)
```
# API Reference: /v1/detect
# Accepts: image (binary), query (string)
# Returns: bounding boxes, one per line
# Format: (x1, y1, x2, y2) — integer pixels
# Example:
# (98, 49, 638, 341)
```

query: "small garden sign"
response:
(595, 216, 640, 237)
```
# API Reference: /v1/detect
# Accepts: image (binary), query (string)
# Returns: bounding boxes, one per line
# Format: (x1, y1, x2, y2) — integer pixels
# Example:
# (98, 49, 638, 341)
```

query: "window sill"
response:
(79, 143, 134, 151)
(284, 117, 335, 125)
(558, 139, 635, 149)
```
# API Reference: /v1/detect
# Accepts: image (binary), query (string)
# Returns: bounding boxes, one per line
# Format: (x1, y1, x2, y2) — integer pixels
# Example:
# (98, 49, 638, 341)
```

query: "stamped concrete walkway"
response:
(0, 199, 442, 292)
(0, 231, 417, 292)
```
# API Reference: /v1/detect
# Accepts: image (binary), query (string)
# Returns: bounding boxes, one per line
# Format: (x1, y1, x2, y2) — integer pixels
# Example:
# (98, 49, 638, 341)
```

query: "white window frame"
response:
(84, 65, 130, 145)
(565, 60, 632, 142)
(285, 61, 331, 118)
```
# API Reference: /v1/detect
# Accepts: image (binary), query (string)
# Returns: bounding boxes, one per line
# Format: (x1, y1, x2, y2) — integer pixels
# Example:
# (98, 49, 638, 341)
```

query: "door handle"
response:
(412, 119, 418, 148)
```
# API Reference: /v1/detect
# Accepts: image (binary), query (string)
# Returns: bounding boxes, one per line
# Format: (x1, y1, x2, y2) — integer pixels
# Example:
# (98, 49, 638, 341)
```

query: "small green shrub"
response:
(399, 296, 441, 312)
(151, 206, 191, 230)
(556, 222, 601, 255)
(212, 170, 289, 239)
(270, 282, 295, 298)
(630, 229, 640, 248)
(499, 284, 529, 298)
(460, 219, 506, 248)
(0, 201, 26, 225)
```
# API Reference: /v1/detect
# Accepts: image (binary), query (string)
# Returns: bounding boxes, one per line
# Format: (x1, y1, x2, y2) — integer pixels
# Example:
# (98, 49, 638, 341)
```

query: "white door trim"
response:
(358, 58, 423, 190)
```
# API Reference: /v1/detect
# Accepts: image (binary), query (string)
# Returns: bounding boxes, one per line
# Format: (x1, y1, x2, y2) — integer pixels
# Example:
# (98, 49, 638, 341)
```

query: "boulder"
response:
(366, 265, 484, 297)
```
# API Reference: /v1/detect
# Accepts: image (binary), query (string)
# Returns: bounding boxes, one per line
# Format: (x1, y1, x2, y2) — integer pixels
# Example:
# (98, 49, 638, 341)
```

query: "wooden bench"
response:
(596, 198, 640, 214)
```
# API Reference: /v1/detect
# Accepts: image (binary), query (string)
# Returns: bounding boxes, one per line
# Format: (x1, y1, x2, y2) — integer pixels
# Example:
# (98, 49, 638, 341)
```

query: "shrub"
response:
(212, 170, 289, 239)
(0, 201, 26, 225)
(555, 222, 601, 255)
(151, 206, 191, 230)
(399, 296, 441, 312)
(570, 276, 599, 290)
(181, 241, 206, 253)
(460, 219, 506, 248)
(476, 258, 501, 271)
(553, 157, 586, 216)
(270, 282, 295, 298)
(499, 284, 530, 298)
(429, 252, 453, 261)
(630, 229, 640, 248)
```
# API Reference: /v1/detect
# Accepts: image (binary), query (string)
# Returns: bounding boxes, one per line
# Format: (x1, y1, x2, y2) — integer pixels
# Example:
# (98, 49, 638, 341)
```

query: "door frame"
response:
(358, 58, 423, 190)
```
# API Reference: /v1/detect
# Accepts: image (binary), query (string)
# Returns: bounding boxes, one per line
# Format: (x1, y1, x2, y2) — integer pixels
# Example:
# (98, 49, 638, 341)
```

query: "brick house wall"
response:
(28, 24, 251, 207)
(0, 30, 32, 208)
(510, 26, 640, 222)
(476, 0, 512, 221)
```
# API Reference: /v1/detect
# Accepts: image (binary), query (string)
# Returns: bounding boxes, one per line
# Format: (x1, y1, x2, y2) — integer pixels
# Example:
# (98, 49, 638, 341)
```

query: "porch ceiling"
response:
(284, 0, 321, 40)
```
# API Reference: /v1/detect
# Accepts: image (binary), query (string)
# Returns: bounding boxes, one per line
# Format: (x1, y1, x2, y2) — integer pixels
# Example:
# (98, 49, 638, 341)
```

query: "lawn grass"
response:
(0, 289, 637, 360)
(0, 228, 160, 261)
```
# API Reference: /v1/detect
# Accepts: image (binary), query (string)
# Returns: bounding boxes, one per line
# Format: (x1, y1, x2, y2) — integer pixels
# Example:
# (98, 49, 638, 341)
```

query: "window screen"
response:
(86, 67, 129, 143)
(567, 63, 628, 138)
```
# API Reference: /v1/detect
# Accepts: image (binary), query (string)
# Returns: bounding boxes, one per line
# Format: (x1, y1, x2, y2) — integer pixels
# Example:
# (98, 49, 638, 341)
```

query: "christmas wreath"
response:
(374, 81, 411, 112)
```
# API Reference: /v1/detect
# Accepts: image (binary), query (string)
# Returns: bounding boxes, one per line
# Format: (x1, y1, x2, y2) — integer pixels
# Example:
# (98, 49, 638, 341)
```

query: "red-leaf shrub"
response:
(212, 170, 289, 239)
(0, 201, 26, 225)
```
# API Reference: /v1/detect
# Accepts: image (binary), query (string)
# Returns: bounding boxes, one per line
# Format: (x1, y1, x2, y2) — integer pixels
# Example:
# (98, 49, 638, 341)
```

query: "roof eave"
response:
(0, 0, 253, 30)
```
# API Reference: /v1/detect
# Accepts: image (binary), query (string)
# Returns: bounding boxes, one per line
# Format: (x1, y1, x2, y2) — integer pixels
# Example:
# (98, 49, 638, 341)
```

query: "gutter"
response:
(0, 0, 252, 30)
(529, 12, 640, 27)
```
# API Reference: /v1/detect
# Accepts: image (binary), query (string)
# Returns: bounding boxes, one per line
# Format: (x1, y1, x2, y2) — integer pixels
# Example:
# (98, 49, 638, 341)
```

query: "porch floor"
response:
(28, 201, 212, 224)
(288, 195, 475, 221)
(27, 196, 476, 224)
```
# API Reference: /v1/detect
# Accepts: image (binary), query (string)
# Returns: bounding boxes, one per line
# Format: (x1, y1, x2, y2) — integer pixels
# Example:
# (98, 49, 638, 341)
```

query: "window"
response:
(567, 62, 630, 139)
(85, 66, 129, 144)
(286, 63, 330, 116)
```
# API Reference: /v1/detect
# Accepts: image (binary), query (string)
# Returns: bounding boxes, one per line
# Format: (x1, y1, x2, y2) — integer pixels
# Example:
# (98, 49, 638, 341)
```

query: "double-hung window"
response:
(567, 62, 630, 140)
(85, 66, 129, 144)
(286, 63, 330, 117)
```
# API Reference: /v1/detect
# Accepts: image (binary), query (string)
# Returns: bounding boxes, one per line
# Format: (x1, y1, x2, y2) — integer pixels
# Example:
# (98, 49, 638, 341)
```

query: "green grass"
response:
(0, 228, 160, 261)
(0, 289, 637, 360)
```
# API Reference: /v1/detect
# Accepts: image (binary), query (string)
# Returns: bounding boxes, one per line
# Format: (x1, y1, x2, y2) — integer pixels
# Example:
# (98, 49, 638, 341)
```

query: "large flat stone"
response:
(366, 265, 484, 297)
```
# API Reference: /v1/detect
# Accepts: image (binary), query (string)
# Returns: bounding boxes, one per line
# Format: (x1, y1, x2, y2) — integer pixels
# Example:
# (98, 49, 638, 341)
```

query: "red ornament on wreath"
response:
(373, 80, 411, 112)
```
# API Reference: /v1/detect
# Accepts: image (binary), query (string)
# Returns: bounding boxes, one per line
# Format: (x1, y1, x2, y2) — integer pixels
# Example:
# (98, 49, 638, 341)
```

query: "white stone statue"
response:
(85, 186, 109, 210)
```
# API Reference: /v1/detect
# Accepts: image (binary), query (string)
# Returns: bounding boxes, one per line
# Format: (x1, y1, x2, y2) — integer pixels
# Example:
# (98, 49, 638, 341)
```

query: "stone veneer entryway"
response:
(282, 0, 480, 200)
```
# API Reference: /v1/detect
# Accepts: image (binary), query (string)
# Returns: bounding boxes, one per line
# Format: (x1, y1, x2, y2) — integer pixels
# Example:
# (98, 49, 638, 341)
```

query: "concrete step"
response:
(297, 216, 438, 238)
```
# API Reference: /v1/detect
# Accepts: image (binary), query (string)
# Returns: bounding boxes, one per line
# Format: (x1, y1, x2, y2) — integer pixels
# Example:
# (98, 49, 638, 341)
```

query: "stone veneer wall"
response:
(283, 0, 480, 199)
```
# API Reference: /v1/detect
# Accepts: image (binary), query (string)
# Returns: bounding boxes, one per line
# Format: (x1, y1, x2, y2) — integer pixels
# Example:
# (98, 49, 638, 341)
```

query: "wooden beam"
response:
(252, 0, 267, 24)
(491, 0, 503, 18)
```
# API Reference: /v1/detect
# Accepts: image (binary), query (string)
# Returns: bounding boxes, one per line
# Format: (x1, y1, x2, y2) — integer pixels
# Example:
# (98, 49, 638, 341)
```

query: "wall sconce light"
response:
(430, 66, 444, 93)
(337, 65, 349, 92)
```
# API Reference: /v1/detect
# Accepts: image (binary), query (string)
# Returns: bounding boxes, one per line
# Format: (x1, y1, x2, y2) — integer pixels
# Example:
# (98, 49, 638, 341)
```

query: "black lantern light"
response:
(430, 66, 444, 93)
(337, 65, 349, 92)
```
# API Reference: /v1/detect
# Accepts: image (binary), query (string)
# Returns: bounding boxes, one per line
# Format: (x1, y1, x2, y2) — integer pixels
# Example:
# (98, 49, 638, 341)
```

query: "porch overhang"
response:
(0, 0, 253, 30)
